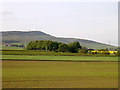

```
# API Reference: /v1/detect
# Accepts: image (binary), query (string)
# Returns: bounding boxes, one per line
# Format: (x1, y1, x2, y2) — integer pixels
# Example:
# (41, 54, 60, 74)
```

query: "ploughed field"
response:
(2, 59, 118, 88)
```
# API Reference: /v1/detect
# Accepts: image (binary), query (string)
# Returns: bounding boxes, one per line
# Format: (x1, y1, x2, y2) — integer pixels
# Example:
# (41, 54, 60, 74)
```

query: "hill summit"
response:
(0, 31, 117, 49)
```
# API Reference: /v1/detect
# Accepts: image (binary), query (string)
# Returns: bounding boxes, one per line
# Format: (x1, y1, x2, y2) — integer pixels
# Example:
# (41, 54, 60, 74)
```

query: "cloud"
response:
(0, 10, 12, 15)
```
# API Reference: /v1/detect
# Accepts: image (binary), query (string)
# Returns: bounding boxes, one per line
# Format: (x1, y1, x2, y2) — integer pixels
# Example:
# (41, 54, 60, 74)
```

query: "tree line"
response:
(26, 40, 82, 53)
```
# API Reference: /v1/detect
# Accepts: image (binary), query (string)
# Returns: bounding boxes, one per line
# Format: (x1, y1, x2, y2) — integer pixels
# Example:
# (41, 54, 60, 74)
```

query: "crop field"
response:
(2, 55, 118, 62)
(2, 52, 118, 88)
(1, 46, 24, 50)
(2, 61, 118, 88)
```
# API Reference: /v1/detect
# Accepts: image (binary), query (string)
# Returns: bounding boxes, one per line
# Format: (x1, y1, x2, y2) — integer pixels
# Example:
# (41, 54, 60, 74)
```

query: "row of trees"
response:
(26, 40, 82, 53)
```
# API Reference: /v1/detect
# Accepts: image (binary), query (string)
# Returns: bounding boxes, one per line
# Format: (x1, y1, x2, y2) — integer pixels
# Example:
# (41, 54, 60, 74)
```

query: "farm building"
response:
(2, 43, 25, 47)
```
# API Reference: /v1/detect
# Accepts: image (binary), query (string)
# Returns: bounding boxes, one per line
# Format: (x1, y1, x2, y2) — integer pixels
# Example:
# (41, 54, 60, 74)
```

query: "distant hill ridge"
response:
(0, 31, 117, 49)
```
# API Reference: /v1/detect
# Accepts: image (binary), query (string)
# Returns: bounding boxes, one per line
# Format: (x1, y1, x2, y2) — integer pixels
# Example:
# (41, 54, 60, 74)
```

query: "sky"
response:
(0, 0, 118, 46)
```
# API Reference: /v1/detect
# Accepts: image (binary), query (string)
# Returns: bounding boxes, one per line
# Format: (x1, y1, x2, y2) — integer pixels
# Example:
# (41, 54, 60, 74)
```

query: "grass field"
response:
(2, 52, 118, 88)
(2, 55, 118, 62)
(1, 46, 24, 50)
(2, 61, 118, 88)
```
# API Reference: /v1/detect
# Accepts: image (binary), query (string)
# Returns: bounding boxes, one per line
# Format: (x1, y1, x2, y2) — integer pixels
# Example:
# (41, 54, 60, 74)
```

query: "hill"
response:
(0, 31, 117, 49)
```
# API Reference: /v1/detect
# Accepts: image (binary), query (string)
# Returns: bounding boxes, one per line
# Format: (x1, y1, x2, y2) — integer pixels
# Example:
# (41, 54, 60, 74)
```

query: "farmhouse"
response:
(3, 43, 25, 47)
(3, 43, 12, 47)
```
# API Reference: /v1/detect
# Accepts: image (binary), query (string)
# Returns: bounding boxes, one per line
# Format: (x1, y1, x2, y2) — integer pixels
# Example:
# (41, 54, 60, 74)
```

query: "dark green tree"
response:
(51, 41, 59, 51)
(36, 40, 44, 50)
(58, 43, 68, 52)
(26, 41, 33, 50)
(73, 41, 81, 49)
(47, 41, 53, 51)
(79, 46, 88, 54)
(32, 40, 38, 50)
(26, 40, 82, 53)
(68, 41, 81, 53)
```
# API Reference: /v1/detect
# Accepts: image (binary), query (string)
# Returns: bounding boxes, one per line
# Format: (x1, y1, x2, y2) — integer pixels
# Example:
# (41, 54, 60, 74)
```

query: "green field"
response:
(2, 51, 118, 88)
(2, 61, 118, 88)
(2, 55, 118, 62)
(1, 46, 24, 50)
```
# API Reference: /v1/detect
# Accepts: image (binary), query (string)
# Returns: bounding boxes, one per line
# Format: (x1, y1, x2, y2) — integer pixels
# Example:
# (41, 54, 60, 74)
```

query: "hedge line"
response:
(1, 50, 118, 57)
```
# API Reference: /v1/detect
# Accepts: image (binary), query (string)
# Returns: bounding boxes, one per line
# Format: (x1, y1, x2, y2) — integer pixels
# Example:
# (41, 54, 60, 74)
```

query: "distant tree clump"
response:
(98, 48, 108, 51)
(26, 40, 81, 53)
(68, 41, 81, 53)
(58, 43, 68, 52)
(79, 46, 88, 54)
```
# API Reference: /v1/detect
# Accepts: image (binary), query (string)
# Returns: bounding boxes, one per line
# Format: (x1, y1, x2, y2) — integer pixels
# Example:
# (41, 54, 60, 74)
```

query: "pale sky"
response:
(0, 0, 118, 46)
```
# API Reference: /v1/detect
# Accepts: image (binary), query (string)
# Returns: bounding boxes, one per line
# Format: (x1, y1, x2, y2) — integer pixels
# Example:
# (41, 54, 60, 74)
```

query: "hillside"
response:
(0, 31, 117, 49)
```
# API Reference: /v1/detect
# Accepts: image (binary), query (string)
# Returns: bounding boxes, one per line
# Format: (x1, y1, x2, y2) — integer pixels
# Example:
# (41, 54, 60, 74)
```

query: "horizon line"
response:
(0, 30, 118, 47)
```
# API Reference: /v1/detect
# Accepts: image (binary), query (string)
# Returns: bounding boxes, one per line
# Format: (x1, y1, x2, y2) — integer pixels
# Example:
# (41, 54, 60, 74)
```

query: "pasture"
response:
(2, 52, 118, 88)
(2, 61, 118, 88)
(2, 55, 118, 62)
(1, 46, 24, 50)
